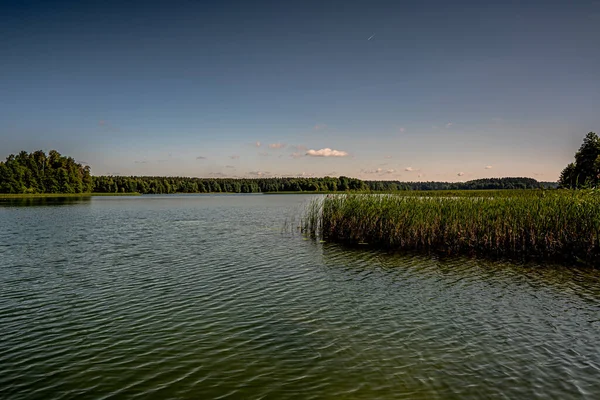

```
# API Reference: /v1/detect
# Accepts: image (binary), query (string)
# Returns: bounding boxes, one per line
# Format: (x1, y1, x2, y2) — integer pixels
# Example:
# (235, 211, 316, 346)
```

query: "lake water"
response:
(1, 194, 600, 399)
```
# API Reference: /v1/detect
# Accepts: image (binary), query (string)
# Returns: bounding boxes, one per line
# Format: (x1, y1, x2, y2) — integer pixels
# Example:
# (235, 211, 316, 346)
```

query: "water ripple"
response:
(1, 195, 600, 399)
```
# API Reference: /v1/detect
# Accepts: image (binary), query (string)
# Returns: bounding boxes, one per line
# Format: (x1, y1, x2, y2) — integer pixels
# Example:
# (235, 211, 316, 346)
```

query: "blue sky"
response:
(1, 0, 599, 181)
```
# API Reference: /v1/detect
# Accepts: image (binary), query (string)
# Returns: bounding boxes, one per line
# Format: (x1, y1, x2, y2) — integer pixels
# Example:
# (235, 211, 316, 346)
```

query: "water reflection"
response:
(0, 196, 91, 207)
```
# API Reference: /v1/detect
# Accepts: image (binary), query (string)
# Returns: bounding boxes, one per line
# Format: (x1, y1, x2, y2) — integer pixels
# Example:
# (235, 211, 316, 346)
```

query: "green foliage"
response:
(364, 177, 546, 191)
(303, 190, 600, 265)
(559, 132, 600, 188)
(0, 150, 92, 194)
(92, 176, 547, 194)
(91, 175, 367, 194)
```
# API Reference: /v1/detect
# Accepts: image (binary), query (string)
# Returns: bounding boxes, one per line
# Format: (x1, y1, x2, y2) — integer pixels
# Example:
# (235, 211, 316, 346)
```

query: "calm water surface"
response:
(1, 194, 600, 399)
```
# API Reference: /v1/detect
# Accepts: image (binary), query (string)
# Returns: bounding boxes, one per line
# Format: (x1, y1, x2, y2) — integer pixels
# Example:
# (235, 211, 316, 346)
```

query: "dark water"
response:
(1, 195, 599, 399)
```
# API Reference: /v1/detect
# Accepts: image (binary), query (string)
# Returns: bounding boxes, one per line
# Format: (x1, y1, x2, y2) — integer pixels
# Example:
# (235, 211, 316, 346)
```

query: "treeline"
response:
(0, 150, 92, 194)
(93, 175, 549, 194)
(1, 150, 554, 194)
(92, 175, 367, 194)
(365, 177, 555, 191)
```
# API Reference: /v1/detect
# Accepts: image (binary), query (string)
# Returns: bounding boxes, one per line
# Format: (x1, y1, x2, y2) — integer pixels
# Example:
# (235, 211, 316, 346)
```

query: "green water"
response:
(1, 194, 599, 399)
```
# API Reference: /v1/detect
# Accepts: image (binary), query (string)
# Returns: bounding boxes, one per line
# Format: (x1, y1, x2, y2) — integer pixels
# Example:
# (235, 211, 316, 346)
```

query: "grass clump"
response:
(303, 191, 600, 266)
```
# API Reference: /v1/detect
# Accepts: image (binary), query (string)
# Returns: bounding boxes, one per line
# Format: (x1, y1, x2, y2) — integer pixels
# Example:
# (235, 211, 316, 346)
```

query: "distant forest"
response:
(93, 176, 556, 194)
(0, 150, 557, 194)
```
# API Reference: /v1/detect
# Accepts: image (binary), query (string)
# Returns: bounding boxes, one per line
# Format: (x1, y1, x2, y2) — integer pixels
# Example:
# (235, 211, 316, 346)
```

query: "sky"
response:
(1, 0, 599, 181)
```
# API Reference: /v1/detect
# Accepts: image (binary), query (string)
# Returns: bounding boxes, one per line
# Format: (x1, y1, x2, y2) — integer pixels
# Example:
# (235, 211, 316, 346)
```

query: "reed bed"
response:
(303, 191, 600, 265)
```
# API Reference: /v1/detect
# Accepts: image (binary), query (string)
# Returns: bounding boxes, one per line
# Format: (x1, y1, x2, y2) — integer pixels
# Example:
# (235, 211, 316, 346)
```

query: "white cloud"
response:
(384, 155, 392, 159)
(230, 155, 240, 159)
(405, 167, 414, 172)
(269, 143, 286, 149)
(248, 170, 270, 177)
(362, 167, 395, 175)
(485, 165, 493, 169)
(446, 122, 453, 128)
(255, 141, 261, 147)
(305, 148, 349, 157)
(457, 172, 465, 176)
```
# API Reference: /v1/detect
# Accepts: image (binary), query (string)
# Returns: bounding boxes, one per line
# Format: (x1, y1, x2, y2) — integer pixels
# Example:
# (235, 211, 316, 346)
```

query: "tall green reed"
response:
(303, 191, 600, 265)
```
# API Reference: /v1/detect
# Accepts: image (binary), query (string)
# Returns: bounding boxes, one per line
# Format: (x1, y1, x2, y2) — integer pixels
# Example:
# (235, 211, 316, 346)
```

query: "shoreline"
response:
(0, 193, 141, 199)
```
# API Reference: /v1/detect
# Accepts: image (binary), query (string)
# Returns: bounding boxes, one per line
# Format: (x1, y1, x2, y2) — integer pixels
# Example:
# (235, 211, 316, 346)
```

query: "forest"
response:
(1, 150, 555, 194)
(0, 150, 93, 194)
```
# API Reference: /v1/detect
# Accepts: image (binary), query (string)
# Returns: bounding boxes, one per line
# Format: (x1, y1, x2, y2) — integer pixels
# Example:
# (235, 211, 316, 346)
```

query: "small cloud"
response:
(446, 122, 453, 128)
(229, 155, 240, 160)
(457, 172, 465, 176)
(386, 169, 395, 174)
(255, 141, 261, 147)
(384, 155, 392, 159)
(225, 165, 236, 169)
(197, 156, 207, 160)
(134, 160, 148, 164)
(209, 172, 227, 178)
(405, 167, 414, 172)
(485, 165, 493, 169)
(306, 148, 349, 157)
(291, 144, 307, 152)
(248, 170, 270, 177)
(362, 168, 384, 174)
(290, 152, 304, 159)
(417, 173, 423, 178)
(269, 143, 286, 149)
(259, 152, 270, 157)
(399, 127, 405, 133)
(313, 124, 327, 131)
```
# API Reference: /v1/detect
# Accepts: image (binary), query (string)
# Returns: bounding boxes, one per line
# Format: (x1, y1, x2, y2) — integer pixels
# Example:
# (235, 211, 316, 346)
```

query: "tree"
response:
(559, 132, 600, 188)
(0, 150, 93, 193)
(559, 163, 577, 189)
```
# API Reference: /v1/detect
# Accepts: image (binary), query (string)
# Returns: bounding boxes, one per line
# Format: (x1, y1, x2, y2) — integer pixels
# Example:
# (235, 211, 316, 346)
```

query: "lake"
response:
(1, 194, 599, 399)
